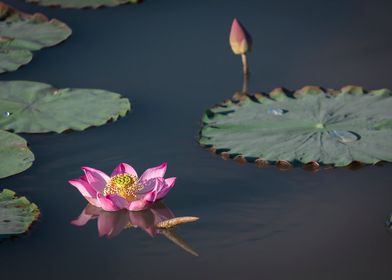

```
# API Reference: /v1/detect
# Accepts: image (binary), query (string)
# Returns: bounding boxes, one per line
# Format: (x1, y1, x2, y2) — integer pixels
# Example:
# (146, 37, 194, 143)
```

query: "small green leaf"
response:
(0, 189, 40, 241)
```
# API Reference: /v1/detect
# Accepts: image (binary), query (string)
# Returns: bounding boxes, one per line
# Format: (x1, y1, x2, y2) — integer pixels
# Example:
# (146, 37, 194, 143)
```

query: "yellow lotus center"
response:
(103, 174, 142, 201)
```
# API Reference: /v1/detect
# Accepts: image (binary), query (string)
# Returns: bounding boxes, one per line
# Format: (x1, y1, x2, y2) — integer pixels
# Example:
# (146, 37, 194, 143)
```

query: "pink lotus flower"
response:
(68, 162, 176, 212)
(229, 18, 252, 55)
(72, 202, 175, 238)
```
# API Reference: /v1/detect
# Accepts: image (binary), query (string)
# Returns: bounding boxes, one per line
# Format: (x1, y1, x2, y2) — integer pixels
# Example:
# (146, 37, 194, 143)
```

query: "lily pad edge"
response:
(0, 130, 35, 179)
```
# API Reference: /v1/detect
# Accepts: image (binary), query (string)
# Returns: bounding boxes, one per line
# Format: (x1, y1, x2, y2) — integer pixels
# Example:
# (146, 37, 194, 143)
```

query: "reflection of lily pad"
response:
(0, 189, 40, 241)
(0, 3, 71, 73)
(26, 0, 141, 9)
(0, 130, 34, 179)
(0, 81, 131, 133)
(0, 49, 32, 73)
(200, 86, 392, 167)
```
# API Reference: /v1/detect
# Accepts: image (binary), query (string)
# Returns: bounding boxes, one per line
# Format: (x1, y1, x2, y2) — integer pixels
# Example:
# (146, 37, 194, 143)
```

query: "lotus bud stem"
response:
(241, 54, 248, 75)
(230, 18, 252, 94)
(241, 54, 249, 93)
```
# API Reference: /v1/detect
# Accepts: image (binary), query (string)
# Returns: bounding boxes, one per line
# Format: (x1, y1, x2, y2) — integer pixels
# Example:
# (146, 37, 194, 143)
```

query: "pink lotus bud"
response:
(229, 18, 251, 55)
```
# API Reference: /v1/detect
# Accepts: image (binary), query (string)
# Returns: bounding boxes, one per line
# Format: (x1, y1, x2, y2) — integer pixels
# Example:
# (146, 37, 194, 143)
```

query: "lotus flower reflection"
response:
(72, 203, 199, 256)
(72, 202, 175, 238)
(69, 163, 176, 211)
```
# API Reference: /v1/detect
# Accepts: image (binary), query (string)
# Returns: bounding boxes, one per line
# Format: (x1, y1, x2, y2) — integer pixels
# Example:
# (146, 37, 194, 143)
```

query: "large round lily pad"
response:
(0, 189, 40, 241)
(26, 0, 141, 9)
(0, 130, 34, 178)
(199, 86, 392, 167)
(0, 2, 71, 73)
(0, 81, 131, 133)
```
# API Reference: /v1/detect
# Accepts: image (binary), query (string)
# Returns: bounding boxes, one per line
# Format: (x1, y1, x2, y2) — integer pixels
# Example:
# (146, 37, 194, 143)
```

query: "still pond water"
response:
(1, 0, 392, 279)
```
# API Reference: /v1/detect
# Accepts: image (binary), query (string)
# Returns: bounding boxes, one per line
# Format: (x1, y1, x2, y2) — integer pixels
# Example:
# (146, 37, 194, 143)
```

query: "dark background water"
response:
(1, 0, 392, 279)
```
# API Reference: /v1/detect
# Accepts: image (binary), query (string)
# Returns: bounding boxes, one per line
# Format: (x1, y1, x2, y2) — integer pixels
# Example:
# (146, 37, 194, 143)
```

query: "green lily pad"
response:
(26, 0, 141, 9)
(0, 130, 34, 179)
(0, 189, 40, 241)
(0, 81, 131, 133)
(199, 86, 392, 167)
(0, 3, 71, 51)
(0, 2, 71, 73)
(0, 48, 32, 73)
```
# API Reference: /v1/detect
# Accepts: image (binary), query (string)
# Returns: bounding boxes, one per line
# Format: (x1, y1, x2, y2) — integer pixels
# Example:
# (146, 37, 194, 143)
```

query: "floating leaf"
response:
(0, 130, 34, 178)
(199, 86, 392, 167)
(0, 49, 32, 73)
(26, 0, 141, 9)
(0, 81, 131, 133)
(0, 3, 71, 51)
(0, 189, 40, 241)
(0, 2, 71, 73)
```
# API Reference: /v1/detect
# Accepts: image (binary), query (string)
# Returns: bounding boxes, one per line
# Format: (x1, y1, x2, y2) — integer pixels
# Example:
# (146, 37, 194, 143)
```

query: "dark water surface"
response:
(1, 0, 392, 279)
